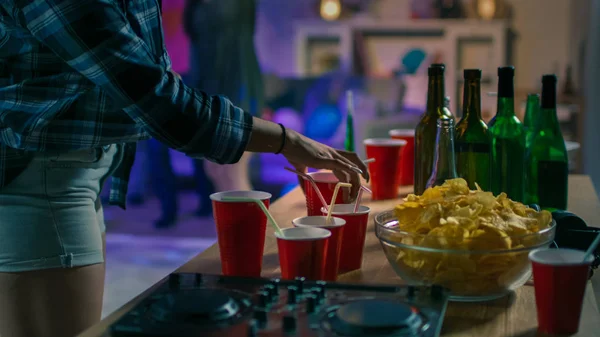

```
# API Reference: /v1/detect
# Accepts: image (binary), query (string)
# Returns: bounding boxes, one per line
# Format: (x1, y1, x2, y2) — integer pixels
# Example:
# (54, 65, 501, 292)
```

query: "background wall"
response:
(255, 0, 580, 92)
(583, 0, 599, 193)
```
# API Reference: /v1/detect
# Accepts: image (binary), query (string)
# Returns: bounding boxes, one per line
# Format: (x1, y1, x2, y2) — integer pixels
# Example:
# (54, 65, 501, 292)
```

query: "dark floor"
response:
(102, 192, 217, 317)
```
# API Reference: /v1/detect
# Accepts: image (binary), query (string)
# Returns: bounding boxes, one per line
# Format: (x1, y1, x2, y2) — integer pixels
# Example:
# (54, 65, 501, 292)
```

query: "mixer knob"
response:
(294, 277, 305, 293)
(258, 291, 270, 308)
(253, 310, 268, 327)
(407, 286, 416, 299)
(194, 274, 203, 286)
(264, 284, 277, 299)
(305, 294, 317, 313)
(168, 274, 180, 289)
(247, 319, 259, 337)
(431, 285, 444, 300)
(287, 286, 298, 304)
(312, 287, 325, 303)
(282, 314, 296, 333)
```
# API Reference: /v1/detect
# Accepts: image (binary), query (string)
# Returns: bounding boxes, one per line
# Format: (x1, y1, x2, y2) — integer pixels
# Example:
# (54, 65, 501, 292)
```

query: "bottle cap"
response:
(428, 64, 445, 76)
(464, 69, 482, 80)
(542, 74, 557, 84)
(498, 66, 515, 77)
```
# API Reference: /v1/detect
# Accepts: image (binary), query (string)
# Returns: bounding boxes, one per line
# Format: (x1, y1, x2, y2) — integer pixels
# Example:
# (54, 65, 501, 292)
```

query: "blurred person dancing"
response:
(184, 0, 264, 192)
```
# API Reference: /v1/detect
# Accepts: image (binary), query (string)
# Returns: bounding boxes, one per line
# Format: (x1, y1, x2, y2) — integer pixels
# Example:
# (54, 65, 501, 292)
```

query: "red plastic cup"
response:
(210, 191, 272, 277)
(389, 129, 415, 186)
(363, 138, 407, 200)
(529, 248, 594, 335)
(320, 204, 371, 273)
(292, 216, 346, 281)
(304, 172, 345, 216)
(276, 227, 331, 280)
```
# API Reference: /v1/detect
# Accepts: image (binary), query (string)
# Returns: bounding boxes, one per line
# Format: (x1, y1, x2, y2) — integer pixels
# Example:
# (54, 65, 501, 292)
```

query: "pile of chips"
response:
(388, 178, 553, 297)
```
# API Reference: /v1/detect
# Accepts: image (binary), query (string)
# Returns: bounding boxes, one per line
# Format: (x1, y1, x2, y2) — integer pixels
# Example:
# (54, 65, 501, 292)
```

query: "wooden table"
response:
(80, 175, 600, 337)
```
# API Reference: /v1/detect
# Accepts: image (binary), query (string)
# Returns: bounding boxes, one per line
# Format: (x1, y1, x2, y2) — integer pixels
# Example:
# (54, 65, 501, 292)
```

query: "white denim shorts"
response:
(0, 144, 123, 272)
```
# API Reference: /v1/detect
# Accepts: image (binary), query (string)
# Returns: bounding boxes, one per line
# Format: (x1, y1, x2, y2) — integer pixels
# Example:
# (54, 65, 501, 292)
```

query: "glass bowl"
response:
(375, 210, 556, 302)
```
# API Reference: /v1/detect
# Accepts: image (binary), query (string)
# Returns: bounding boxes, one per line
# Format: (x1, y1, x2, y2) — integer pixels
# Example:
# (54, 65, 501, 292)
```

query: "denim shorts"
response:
(0, 144, 123, 272)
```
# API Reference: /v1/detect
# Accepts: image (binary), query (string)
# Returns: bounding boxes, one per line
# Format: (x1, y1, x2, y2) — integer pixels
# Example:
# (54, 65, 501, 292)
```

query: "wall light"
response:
(477, 0, 496, 20)
(320, 0, 342, 21)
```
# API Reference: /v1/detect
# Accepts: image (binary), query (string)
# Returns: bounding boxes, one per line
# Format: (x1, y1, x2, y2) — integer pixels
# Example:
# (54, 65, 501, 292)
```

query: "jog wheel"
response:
(323, 299, 427, 336)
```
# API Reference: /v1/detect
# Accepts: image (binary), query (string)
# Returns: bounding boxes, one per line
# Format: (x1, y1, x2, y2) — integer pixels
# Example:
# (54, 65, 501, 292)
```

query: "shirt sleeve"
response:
(12, 0, 252, 164)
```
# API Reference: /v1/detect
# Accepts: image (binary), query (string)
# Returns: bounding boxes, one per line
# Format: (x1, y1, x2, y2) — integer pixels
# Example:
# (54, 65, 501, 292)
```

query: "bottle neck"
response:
(496, 97, 515, 118)
(426, 75, 445, 116)
(433, 125, 457, 177)
(539, 80, 560, 132)
(523, 97, 540, 128)
(538, 107, 561, 132)
(462, 79, 482, 121)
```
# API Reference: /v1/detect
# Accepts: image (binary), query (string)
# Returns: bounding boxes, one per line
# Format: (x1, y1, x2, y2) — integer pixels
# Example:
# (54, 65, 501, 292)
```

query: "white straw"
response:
(222, 197, 284, 237)
(582, 233, 600, 263)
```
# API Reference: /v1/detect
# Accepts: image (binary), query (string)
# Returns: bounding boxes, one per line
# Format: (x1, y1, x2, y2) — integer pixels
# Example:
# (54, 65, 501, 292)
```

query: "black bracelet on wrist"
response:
(274, 123, 286, 155)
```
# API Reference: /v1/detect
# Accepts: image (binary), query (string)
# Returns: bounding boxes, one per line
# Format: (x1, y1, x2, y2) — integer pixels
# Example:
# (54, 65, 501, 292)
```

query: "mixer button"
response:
(258, 291, 270, 308)
(305, 294, 317, 313)
(282, 314, 296, 332)
(253, 309, 268, 327)
(294, 277, 306, 293)
(287, 286, 298, 304)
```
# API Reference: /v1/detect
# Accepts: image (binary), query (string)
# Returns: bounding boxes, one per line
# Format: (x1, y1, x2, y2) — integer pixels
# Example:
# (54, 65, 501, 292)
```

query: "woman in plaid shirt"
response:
(0, 1, 368, 336)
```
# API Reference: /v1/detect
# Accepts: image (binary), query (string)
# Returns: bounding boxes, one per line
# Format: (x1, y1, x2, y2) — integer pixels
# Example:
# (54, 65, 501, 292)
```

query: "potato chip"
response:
(390, 178, 553, 297)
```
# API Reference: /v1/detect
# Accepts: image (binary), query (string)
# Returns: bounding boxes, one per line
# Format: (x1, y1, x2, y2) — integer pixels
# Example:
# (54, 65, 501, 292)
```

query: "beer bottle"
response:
(523, 93, 540, 148)
(414, 64, 454, 195)
(525, 75, 569, 210)
(455, 69, 492, 190)
(426, 118, 458, 188)
(490, 66, 526, 201)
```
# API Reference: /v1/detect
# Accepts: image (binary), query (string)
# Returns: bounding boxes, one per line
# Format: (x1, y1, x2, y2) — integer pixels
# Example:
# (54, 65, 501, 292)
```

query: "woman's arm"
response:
(13, 0, 249, 164)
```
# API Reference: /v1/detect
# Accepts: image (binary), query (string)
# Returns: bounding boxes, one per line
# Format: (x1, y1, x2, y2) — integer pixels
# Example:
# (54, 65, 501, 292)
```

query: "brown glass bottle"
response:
(414, 64, 454, 195)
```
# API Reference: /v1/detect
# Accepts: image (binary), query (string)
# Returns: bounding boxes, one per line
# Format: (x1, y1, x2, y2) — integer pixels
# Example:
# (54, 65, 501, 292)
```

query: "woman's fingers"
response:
(336, 150, 370, 182)
(332, 169, 357, 203)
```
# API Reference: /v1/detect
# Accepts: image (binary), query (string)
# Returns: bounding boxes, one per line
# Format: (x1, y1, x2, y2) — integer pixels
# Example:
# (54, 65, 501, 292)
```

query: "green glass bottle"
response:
(455, 69, 492, 191)
(414, 64, 454, 195)
(426, 118, 459, 188)
(490, 66, 526, 201)
(344, 91, 355, 152)
(523, 93, 540, 148)
(524, 75, 569, 210)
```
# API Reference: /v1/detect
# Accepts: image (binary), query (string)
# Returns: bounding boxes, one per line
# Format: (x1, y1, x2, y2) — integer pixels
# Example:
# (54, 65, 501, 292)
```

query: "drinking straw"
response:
(284, 167, 329, 211)
(222, 197, 284, 237)
(325, 182, 352, 224)
(353, 185, 372, 213)
(582, 233, 600, 263)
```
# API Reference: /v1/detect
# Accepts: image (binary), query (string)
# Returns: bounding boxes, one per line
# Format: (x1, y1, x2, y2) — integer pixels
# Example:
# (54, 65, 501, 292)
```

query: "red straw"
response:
(284, 167, 329, 212)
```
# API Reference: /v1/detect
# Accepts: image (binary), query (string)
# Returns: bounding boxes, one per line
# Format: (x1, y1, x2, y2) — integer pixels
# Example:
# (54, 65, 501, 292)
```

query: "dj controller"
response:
(110, 273, 449, 337)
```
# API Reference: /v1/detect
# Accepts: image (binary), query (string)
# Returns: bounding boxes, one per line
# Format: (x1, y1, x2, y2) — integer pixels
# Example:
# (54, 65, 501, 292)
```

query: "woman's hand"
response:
(281, 129, 369, 202)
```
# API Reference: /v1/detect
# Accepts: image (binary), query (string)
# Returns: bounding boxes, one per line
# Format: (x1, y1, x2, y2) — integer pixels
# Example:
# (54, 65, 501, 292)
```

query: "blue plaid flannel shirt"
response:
(0, 0, 253, 209)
